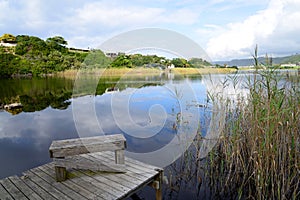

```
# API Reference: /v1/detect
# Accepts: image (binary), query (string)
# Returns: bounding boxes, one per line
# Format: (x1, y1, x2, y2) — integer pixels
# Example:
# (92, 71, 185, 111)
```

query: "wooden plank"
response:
(53, 156, 126, 173)
(49, 134, 126, 158)
(23, 170, 72, 200)
(89, 152, 163, 199)
(30, 166, 87, 200)
(76, 169, 127, 196)
(40, 164, 100, 199)
(0, 181, 13, 200)
(77, 154, 159, 200)
(93, 151, 160, 172)
(96, 152, 161, 176)
(86, 153, 157, 182)
(8, 176, 42, 200)
(44, 163, 114, 199)
(67, 169, 117, 199)
(21, 176, 57, 200)
(0, 178, 27, 200)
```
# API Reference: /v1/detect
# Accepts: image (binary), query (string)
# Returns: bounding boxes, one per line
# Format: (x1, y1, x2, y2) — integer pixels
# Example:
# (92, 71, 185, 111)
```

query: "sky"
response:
(0, 0, 300, 61)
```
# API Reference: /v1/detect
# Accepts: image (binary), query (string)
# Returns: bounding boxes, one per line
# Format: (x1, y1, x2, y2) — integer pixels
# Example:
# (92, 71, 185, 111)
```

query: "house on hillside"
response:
(0, 41, 17, 47)
(280, 63, 297, 68)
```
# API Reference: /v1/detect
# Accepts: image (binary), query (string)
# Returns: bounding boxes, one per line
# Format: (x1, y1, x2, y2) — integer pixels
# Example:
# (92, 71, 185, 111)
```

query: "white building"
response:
(0, 41, 16, 47)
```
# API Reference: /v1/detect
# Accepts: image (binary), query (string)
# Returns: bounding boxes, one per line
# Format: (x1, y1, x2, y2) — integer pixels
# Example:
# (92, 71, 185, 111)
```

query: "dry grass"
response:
(56, 67, 162, 79)
(172, 67, 237, 75)
(56, 67, 237, 79)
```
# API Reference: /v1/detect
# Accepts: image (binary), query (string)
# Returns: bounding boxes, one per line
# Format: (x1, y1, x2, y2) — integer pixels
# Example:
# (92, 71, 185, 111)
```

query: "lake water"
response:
(0, 70, 297, 199)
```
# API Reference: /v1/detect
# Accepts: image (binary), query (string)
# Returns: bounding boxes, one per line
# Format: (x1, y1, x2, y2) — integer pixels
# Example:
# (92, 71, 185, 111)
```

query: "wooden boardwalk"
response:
(0, 151, 163, 200)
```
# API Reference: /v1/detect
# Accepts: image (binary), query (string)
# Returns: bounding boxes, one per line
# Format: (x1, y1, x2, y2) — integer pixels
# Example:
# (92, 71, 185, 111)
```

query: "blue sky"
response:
(0, 0, 300, 60)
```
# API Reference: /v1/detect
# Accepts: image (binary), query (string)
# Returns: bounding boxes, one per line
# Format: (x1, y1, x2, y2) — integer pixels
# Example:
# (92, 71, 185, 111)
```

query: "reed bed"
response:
(172, 67, 237, 75)
(56, 67, 162, 79)
(205, 52, 300, 199)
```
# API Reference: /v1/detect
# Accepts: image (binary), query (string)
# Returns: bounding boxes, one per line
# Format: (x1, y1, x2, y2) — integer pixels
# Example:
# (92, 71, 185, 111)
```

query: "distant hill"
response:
(214, 54, 300, 66)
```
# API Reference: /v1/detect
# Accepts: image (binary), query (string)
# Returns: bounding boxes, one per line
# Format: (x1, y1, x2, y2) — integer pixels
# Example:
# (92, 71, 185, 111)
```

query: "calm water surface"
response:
(0, 71, 297, 199)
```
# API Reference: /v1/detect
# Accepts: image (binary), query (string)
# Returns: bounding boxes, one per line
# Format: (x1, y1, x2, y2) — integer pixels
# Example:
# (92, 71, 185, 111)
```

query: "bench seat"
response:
(49, 134, 126, 181)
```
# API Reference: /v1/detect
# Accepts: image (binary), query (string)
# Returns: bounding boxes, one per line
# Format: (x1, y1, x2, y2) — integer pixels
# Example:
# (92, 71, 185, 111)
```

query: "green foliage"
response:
(108, 53, 212, 69)
(83, 50, 111, 68)
(171, 58, 190, 68)
(0, 34, 89, 77)
(0, 33, 213, 77)
(110, 55, 133, 68)
(188, 57, 211, 68)
(0, 53, 17, 77)
(128, 54, 166, 67)
(46, 36, 68, 52)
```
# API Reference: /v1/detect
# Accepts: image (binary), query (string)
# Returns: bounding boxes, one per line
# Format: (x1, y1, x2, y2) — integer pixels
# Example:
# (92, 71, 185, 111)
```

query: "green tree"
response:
(188, 58, 211, 68)
(46, 36, 67, 46)
(171, 58, 190, 68)
(46, 36, 68, 52)
(110, 55, 132, 68)
(83, 50, 111, 68)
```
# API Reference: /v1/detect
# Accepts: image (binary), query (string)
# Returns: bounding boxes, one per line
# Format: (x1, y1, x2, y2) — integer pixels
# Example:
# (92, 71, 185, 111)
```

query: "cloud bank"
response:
(206, 0, 300, 60)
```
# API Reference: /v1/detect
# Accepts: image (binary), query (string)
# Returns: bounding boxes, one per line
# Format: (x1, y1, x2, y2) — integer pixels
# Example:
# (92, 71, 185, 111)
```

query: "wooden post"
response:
(154, 169, 163, 200)
(115, 149, 125, 164)
(54, 157, 66, 182)
(55, 166, 66, 182)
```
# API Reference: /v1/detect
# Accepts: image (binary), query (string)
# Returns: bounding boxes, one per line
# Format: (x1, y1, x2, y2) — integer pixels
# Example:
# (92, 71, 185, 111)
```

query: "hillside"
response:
(214, 54, 300, 66)
(0, 34, 94, 77)
(0, 33, 212, 78)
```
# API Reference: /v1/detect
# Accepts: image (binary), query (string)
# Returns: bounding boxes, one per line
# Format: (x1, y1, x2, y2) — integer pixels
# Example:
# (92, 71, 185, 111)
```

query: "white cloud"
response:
(205, 0, 300, 60)
(72, 2, 164, 28)
(206, 0, 286, 60)
(62, 1, 201, 48)
(67, 1, 200, 31)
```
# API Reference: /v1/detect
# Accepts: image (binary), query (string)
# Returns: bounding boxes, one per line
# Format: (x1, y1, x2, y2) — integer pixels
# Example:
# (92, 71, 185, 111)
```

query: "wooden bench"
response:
(49, 134, 126, 182)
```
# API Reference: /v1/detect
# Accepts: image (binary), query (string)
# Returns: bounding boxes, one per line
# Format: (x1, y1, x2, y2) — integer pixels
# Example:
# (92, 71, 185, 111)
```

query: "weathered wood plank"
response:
(86, 153, 162, 200)
(49, 134, 126, 158)
(67, 169, 118, 199)
(0, 181, 13, 200)
(21, 176, 57, 200)
(95, 152, 160, 176)
(0, 178, 27, 200)
(76, 169, 127, 197)
(23, 170, 72, 200)
(30, 167, 87, 200)
(86, 153, 157, 182)
(40, 164, 101, 199)
(93, 151, 160, 171)
(79, 169, 132, 195)
(8, 176, 42, 200)
(53, 155, 126, 173)
(1, 142, 163, 200)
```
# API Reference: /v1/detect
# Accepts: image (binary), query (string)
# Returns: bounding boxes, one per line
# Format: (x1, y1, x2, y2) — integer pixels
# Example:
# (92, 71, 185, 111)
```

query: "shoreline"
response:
(55, 67, 238, 78)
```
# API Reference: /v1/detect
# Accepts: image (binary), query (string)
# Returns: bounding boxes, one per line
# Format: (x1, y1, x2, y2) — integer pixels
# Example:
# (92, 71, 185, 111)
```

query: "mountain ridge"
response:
(213, 54, 300, 66)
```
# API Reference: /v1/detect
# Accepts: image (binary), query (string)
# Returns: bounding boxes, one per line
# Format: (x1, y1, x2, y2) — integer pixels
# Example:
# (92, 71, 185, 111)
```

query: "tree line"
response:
(0, 33, 212, 78)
